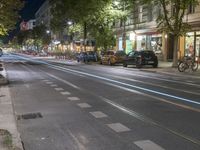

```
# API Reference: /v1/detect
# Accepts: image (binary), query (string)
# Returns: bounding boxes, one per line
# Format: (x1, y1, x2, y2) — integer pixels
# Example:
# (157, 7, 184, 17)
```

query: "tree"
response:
(0, 0, 24, 35)
(16, 25, 51, 51)
(143, 0, 198, 66)
(50, 0, 124, 51)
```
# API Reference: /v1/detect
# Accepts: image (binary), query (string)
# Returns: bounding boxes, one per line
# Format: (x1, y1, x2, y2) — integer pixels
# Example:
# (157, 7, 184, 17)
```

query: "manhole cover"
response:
(17, 112, 43, 120)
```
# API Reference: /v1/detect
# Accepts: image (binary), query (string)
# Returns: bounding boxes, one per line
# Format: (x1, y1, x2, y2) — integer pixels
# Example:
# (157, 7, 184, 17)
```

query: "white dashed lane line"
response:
(43, 80, 49, 82)
(134, 140, 165, 150)
(46, 82, 53, 84)
(77, 103, 92, 108)
(107, 123, 130, 133)
(90, 111, 108, 118)
(60, 91, 71, 95)
(68, 97, 80, 101)
(50, 84, 58, 87)
(54, 88, 64, 91)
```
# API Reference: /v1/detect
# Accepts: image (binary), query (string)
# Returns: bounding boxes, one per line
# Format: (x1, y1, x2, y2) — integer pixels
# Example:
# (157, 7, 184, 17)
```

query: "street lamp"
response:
(46, 30, 50, 34)
(46, 30, 52, 52)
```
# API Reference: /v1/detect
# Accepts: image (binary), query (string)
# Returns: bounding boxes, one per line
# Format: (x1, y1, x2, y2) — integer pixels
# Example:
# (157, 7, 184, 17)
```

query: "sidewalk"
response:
(149, 61, 200, 77)
(0, 63, 23, 150)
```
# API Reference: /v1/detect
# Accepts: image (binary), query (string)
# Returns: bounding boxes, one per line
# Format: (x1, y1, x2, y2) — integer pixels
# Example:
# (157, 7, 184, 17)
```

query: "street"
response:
(1, 53, 200, 150)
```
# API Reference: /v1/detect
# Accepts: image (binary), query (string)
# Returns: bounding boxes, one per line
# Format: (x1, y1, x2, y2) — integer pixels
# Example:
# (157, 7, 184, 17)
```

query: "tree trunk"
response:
(83, 22, 87, 52)
(172, 35, 179, 67)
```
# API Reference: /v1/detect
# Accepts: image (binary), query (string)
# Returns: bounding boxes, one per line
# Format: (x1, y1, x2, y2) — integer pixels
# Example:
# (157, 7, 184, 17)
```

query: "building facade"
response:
(20, 19, 36, 31)
(115, 1, 200, 61)
(35, 0, 51, 28)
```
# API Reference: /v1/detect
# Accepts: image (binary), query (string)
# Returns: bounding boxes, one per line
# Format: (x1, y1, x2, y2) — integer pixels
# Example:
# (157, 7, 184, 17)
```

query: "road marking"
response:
(46, 73, 80, 89)
(46, 82, 53, 84)
(50, 84, 57, 87)
(107, 74, 200, 96)
(101, 97, 200, 145)
(77, 103, 91, 108)
(47, 65, 200, 105)
(134, 140, 165, 150)
(68, 97, 80, 101)
(90, 111, 108, 118)
(107, 123, 130, 133)
(60, 91, 71, 95)
(104, 82, 200, 113)
(54, 88, 64, 91)
(43, 80, 49, 82)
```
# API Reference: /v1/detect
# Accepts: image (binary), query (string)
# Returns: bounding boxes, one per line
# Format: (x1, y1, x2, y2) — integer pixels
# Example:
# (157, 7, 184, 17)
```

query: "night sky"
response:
(20, 0, 45, 21)
(2, 0, 45, 43)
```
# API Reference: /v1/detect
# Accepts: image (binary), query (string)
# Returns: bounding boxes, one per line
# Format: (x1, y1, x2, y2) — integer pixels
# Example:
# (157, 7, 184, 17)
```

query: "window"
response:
(147, 5, 153, 21)
(188, 2, 195, 14)
(138, 6, 143, 23)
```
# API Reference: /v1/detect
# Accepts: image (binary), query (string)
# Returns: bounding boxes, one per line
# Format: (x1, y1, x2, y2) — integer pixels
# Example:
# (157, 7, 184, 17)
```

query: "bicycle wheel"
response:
(178, 62, 186, 72)
(191, 61, 198, 71)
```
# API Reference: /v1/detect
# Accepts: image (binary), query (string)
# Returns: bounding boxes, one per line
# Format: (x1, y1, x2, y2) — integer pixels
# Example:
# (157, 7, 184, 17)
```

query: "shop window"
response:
(185, 32, 194, 56)
(150, 34, 162, 54)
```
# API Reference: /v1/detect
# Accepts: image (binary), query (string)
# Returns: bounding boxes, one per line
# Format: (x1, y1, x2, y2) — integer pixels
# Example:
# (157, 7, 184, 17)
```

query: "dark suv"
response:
(123, 50, 158, 68)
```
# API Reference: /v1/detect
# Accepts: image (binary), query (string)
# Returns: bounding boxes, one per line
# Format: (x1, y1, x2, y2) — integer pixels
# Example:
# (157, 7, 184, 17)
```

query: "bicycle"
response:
(178, 56, 198, 72)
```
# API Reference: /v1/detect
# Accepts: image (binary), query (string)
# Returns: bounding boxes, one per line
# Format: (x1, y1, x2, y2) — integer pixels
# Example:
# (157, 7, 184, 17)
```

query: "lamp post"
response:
(46, 30, 52, 52)
(66, 21, 73, 51)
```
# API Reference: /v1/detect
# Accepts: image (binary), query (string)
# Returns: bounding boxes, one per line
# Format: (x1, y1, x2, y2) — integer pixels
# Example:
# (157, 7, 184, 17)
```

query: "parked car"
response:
(100, 50, 126, 65)
(76, 51, 98, 62)
(123, 50, 158, 68)
(86, 51, 98, 62)
(76, 52, 88, 62)
(0, 48, 3, 57)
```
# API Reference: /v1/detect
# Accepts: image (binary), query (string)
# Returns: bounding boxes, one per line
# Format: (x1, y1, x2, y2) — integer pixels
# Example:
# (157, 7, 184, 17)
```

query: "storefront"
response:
(185, 31, 200, 60)
(117, 33, 135, 54)
(136, 33, 163, 54)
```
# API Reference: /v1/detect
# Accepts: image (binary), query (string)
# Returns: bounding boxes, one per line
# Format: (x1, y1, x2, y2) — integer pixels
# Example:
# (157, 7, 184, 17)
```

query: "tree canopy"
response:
(144, 0, 198, 66)
(50, 0, 124, 50)
(0, 0, 23, 35)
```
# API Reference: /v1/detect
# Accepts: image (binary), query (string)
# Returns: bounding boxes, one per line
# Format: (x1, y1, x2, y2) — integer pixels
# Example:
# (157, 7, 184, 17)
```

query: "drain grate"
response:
(17, 112, 43, 120)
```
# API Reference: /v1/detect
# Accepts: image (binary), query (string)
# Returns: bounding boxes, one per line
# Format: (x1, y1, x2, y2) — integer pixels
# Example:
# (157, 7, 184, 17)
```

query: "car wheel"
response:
(153, 63, 158, 68)
(123, 63, 127, 67)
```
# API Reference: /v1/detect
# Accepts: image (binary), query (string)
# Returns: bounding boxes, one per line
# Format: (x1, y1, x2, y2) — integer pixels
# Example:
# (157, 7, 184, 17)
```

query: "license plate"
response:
(148, 61, 154, 64)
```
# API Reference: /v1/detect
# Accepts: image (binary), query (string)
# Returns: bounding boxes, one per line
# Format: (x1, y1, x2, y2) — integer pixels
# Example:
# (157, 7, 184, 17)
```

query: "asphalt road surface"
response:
(1, 53, 200, 150)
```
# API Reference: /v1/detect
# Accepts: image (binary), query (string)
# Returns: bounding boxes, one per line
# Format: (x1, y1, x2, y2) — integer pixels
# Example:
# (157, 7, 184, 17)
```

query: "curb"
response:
(0, 63, 8, 85)
(0, 63, 23, 150)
